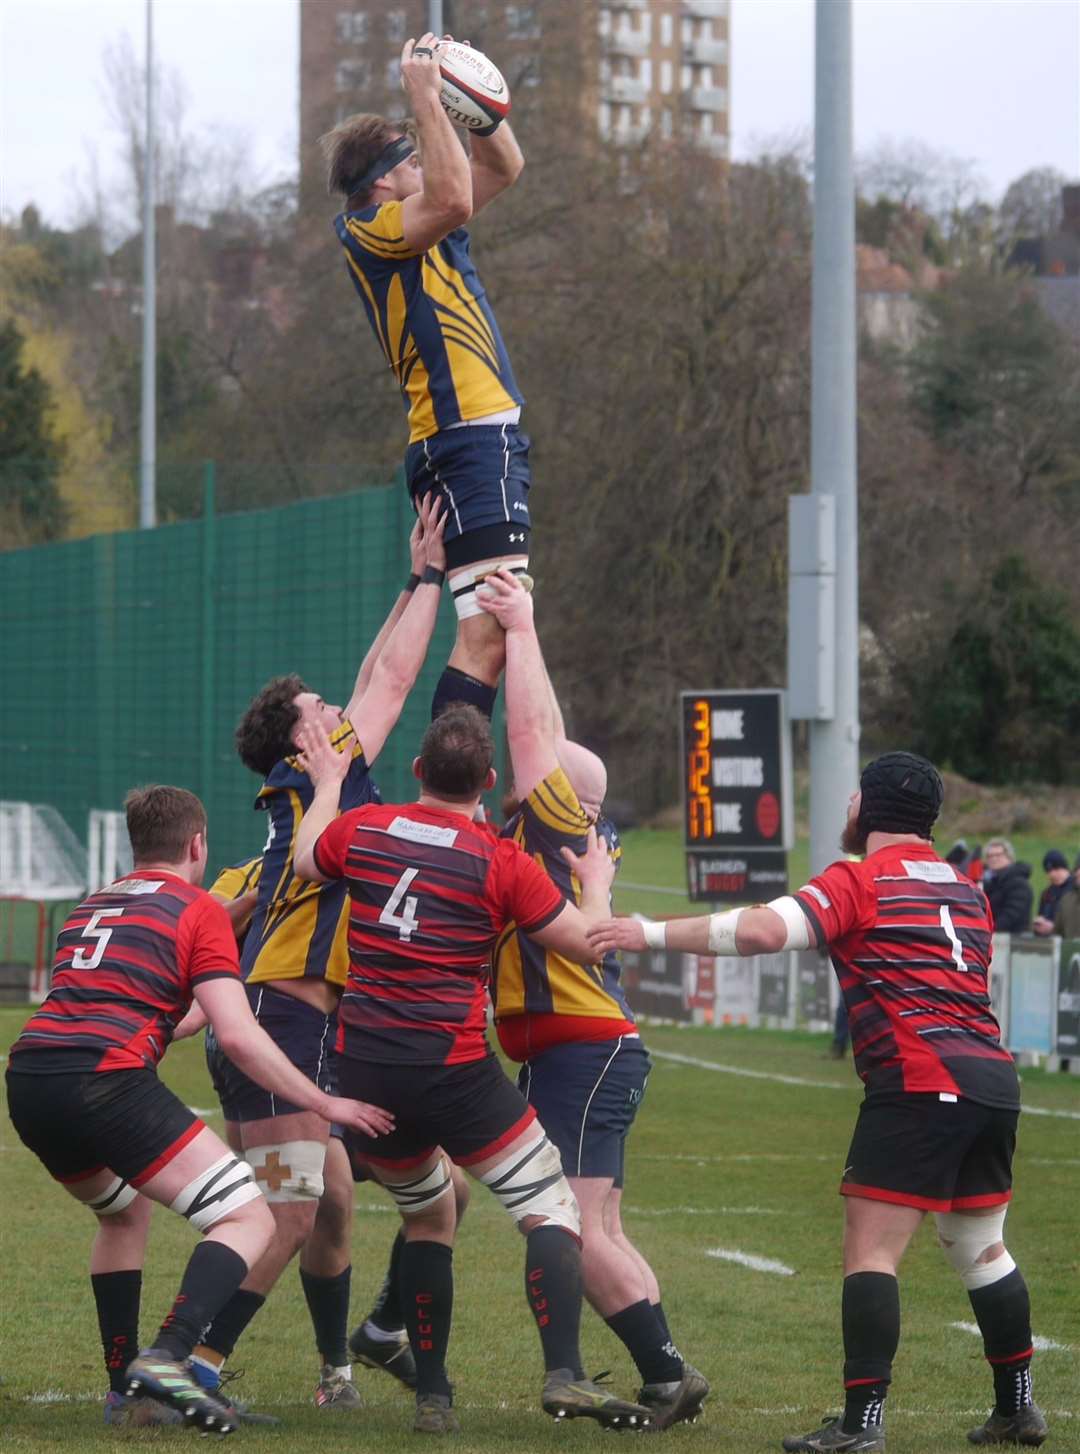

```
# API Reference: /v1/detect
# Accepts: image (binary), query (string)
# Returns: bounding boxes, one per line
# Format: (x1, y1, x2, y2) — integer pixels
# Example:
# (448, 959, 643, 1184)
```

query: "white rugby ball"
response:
(437, 41, 511, 132)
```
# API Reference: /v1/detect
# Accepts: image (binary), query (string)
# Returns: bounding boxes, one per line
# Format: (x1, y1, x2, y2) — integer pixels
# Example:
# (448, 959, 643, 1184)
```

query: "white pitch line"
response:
(627, 1205, 781, 1217)
(651, 1049, 1080, 1120)
(636, 1151, 834, 1163)
(706, 1246, 796, 1276)
(951, 1320, 1071, 1353)
(186, 1106, 220, 1117)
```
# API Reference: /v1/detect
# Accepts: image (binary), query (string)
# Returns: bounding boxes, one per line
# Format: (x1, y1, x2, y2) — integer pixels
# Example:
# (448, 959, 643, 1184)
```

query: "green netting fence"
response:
(0, 467, 503, 880)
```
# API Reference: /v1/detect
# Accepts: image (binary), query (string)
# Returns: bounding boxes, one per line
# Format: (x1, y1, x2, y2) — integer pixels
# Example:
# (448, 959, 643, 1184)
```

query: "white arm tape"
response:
(707, 908, 744, 955)
(766, 895, 812, 951)
(641, 919, 667, 949)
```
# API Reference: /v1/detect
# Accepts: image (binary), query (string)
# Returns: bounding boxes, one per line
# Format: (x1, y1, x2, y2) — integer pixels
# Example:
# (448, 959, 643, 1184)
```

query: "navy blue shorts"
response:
(518, 1035, 650, 1185)
(405, 424, 531, 568)
(206, 983, 338, 1126)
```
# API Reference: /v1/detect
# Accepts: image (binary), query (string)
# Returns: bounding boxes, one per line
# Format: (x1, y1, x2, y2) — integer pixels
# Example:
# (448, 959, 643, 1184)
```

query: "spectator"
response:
(1051, 854, 1080, 940)
(943, 839, 983, 883)
(982, 839, 1033, 934)
(1032, 850, 1073, 935)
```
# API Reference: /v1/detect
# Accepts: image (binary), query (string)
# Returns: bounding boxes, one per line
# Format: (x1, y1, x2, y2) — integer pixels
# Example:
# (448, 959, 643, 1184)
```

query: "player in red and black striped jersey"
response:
(479, 569, 708, 1431)
(5, 786, 392, 1435)
(590, 754, 1047, 1453)
(291, 706, 652, 1435)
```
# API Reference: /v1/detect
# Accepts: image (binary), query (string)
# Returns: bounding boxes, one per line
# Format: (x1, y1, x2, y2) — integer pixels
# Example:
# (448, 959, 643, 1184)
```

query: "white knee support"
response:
(936, 1208, 1015, 1290)
(169, 1152, 261, 1232)
(87, 1175, 138, 1216)
(452, 559, 530, 620)
(384, 1156, 454, 1217)
(245, 1141, 326, 1203)
(478, 1126, 580, 1237)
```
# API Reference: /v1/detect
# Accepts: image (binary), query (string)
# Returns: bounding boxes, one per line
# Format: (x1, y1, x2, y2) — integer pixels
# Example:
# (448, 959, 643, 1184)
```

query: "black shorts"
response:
(206, 983, 338, 1126)
(519, 1035, 650, 1187)
(339, 1051, 536, 1170)
(405, 424, 531, 567)
(6, 1063, 201, 1186)
(841, 1093, 1018, 1212)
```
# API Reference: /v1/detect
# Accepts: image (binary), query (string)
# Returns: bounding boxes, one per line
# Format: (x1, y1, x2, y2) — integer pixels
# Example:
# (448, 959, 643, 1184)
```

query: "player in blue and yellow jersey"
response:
(189, 497, 450, 1412)
(479, 571, 709, 1432)
(320, 32, 531, 724)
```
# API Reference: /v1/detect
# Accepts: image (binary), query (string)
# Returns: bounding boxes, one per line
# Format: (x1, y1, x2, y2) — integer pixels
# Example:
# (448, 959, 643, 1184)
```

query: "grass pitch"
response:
(2, 1012, 1077, 1453)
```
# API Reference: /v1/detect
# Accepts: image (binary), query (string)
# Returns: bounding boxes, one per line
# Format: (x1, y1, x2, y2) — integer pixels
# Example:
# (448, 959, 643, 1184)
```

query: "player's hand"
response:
(476, 567, 533, 631)
(586, 916, 646, 956)
(408, 508, 426, 577)
(295, 722, 352, 791)
(400, 33, 443, 99)
(417, 490, 447, 571)
(561, 825, 615, 894)
(322, 1095, 396, 1137)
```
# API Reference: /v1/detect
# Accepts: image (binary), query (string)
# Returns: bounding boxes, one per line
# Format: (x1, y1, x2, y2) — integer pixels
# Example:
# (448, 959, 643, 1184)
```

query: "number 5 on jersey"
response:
(72, 908, 125, 969)
(380, 868, 420, 942)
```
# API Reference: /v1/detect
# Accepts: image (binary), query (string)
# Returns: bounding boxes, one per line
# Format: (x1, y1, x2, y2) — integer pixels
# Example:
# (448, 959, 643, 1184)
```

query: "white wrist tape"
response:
(641, 919, 667, 949)
(766, 895, 812, 951)
(707, 908, 744, 955)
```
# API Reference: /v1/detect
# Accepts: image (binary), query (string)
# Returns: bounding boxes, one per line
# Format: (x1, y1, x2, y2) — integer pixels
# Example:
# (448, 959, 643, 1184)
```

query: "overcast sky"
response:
(2, 0, 1078, 231)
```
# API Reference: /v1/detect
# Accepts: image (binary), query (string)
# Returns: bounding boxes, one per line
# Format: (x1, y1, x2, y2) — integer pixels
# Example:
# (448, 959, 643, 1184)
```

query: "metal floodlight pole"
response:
(139, 0, 157, 529)
(809, 0, 859, 873)
(427, 0, 444, 36)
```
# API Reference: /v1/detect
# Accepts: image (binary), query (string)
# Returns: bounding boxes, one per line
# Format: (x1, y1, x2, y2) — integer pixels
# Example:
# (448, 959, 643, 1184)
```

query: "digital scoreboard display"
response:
(681, 690, 792, 851)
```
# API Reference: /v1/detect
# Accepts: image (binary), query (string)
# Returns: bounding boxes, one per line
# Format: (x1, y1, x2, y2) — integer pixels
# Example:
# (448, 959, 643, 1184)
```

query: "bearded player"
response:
(321, 32, 530, 723)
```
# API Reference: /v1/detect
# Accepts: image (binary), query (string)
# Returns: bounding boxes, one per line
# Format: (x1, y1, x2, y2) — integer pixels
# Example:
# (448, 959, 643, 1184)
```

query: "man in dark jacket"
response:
(1051, 856, 1080, 940)
(982, 839, 1033, 934)
(1032, 850, 1072, 934)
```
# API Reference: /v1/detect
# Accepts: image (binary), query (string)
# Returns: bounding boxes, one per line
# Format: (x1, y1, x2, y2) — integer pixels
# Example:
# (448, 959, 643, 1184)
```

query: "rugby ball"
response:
(437, 41, 511, 132)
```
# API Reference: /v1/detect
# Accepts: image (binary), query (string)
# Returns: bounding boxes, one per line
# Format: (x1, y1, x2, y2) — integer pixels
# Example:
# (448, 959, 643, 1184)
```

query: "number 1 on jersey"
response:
(380, 868, 420, 942)
(939, 904, 967, 972)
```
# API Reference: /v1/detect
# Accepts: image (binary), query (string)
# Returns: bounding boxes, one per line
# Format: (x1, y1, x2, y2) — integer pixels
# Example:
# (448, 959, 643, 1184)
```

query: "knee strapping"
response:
(169, 1152, 261, 1232)
(936, 1208, 1015, 1289)
(452, 560, 530, 620)
(245, 1141, 326, 1203)
(87, 1174, 138, 1217)
(478, 1127, 580, 1236)
(384, 1156, 454, 1216)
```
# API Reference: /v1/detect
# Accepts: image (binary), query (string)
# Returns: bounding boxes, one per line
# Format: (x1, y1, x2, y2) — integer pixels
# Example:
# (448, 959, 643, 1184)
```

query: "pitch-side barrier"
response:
(618, 936, 1080, 1073)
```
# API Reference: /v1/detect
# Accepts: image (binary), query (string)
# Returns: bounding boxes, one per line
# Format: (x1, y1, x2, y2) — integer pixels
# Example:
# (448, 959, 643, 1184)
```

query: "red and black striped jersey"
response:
(794, 843, 1019, 1109)
(9, 872, 240, 1074)
(313, 802, 564, 1065)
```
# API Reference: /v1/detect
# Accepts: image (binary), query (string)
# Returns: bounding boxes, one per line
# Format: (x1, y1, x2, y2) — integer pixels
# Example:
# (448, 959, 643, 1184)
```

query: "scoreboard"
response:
(680, 689, 793, 904)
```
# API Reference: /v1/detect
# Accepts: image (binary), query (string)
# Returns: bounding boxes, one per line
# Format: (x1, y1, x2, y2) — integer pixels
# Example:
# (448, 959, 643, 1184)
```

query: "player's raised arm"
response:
(348, 505, 431, 702)
(398, 34, 473, 252)
(291, 721, 354, 882)
(587, 899, 819, 959)
(521, 825, 617, 964)
(478, 568, 558, 800)
(469, 118, 524, 213)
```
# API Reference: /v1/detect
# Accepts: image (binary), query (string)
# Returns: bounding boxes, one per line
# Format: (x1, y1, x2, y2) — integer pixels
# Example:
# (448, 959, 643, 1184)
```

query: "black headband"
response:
(342, 136, 415, 198)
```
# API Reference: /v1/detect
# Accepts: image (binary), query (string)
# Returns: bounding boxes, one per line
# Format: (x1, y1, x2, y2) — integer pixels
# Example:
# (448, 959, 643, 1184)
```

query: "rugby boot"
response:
(125, 1349, 236, 1435)
(782, 1416, 885, 1452)
(541, 1369, 652, 1430)
(414, 1391, 461, 1435)
(349, 1321, 418, 1389)
(103, 1390, 183, 1427)
(967, 1405, 1049, 1447)
(637, 1363, 710, 1429)
(314, 1364, 364, 1411)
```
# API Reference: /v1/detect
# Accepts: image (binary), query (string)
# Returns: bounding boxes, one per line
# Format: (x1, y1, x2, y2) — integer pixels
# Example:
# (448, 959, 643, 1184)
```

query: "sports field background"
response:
(3, 1012, 1077, 1453)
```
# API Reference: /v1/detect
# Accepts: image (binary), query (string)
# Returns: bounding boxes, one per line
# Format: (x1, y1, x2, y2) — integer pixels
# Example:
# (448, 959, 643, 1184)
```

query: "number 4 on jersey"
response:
(380, 868, 420, 942)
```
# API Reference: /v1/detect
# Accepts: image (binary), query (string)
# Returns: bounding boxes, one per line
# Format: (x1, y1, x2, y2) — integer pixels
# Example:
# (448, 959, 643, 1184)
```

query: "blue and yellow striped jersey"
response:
(493, 766, 636, 1059)
(334, 201, 523, 444)
(209, 857, 262, 903)
(240, 720, 381, 989)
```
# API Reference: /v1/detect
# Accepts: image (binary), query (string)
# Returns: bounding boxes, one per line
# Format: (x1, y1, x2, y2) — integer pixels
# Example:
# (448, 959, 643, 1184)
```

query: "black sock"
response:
(968, 1269, 1035, 1416)
(841, 1271, 899, 1433)
(201, 1288, 266, 1362)
(652, 1301, 673, 1345)
(91, 1270, 141, 1394)
(525, 1225, 584, 1379)
(369, 1231, 405, 1333)
(605, 1298, 683, 1384)
(299, 1265, 352, 1368)
(431, 666, 498, 722)
(153, 1243, 249, 1363)
(400, 1240, 453, 1400)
